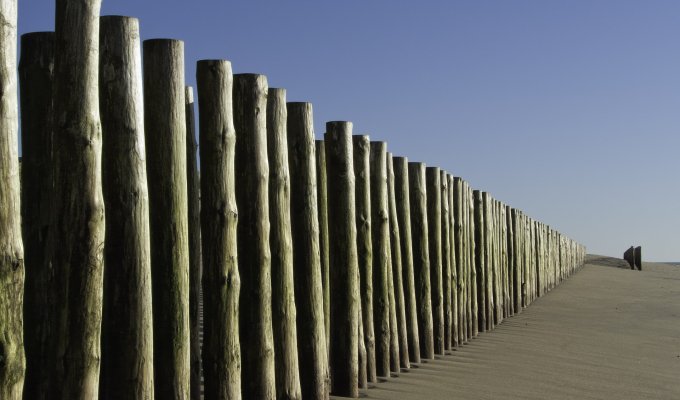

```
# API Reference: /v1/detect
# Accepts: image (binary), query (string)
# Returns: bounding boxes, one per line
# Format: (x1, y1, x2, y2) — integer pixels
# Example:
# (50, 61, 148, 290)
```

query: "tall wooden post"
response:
(267, 88, 302, 400)
(184, 85, 203, 400)
(393, 157, 421, 364)
(468, 184, 478, 338)
(473, 190, 486, 333)
(440, 171, 452, 351)
(315, 140, 331, 352)
(144, 39, 190, 399)
(447, 174, 458, 348)
(352, 135, 376, 382)
(325, 122, 359, 398)
(409, 162, 434, 360)
(99, 17, 154, 399)
(49, 0, 105, 396)
(0, 0, 24, 397)
(196, 59, 241, 400)
(452, 178, 464, 345)
(234, 73, 276, 400)
(387, 153, 410, 368)
(287, 103, 329, 400)
(426, 167, 444, 355)
(19, 31, 54, 400)
(370, 141, 393, 376)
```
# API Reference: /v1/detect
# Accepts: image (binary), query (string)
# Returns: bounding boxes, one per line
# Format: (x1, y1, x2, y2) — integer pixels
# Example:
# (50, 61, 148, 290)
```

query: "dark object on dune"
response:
(623, 246, 642, 271)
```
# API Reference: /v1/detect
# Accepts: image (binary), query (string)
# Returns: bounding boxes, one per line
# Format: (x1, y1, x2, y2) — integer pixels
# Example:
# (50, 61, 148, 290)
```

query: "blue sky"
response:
(19, 1, 680, 261)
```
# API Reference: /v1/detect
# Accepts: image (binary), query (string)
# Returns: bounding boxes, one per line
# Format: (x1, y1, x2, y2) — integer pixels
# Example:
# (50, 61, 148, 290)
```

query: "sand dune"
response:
(332, 254, 680, 399)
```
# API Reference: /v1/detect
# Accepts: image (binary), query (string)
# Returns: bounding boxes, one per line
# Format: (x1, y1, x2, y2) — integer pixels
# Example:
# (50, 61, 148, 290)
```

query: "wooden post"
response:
(144, 39, 190, 399)
(352, 135, 376, 382)
(440, 171, 452, 351)
(393, 157, 421, 364)
(0, 1, 24, 397)
(370, 141, 392, 376)
(49, 0, 105, 396)
(473, 190, 486, 333)
(425, 167, 444, 355)
(468, 184, 478, 337)
(184, 85, 202, 400)
(482, 193, 494, 331)
(325, 122, 359, 398)
(635, 246, 642, 271)
(267, 88, 302, 400)
(446, 174, 458, 348)
(387, 153, 410, 368)
(99, 17, 154, 399)
(287, 103, 329, 400)
(196, 59, 241, 400)
(409, 162, 434, 360)
(452, 178, 464, 345)
(315, 140, 331, 352)
(234, 73, 276, 400)
(358, 296, 368, 389)
(506, 205, 514, 317)
(19, 31, 54, 400)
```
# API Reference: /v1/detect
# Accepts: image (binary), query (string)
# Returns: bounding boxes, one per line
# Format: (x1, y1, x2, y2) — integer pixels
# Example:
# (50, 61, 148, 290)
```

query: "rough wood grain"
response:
(315, 140, 331, 352)
(233, 73, 276, 400)
(196, 59, 241, 400)
(99, 17, 154, 399)
(426, 167, 444, 355)
(144, 38, 190, 399)
(440, 171, 452, 351)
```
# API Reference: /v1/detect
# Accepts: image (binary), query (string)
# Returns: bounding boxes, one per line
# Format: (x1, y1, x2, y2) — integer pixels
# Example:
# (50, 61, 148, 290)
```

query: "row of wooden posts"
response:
(0, 3, 587, 399)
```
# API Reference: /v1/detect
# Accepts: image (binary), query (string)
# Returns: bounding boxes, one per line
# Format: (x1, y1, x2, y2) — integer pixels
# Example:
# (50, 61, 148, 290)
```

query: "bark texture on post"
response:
(185, 86, 202, 400)
(393, 157, 420, 364)
(325, 122, 359, 398)
(143, 39, 190, 399)
(473, 190, 486, 333)
(49, 1, 105, 397)
(447, 175, 458, 348)
(357, 294, 368, 389)
(20, 31, 54, 400)
(0, 1, 24, 398)
(440, 171, 452, 351)
(408, 162, 434, 360)
(196, 59, 241, 400)
(426, 167, 444, 355)
(370, 141, 392, 376)
(234, 73, 276, 400)
(315, 140, 331, 352)
(288, 106, 329, 400)
(352, 135, 376, 382)
(99, 17, 154, 399)
(387, 153, 409, 368)
(267, 88, 302, 400)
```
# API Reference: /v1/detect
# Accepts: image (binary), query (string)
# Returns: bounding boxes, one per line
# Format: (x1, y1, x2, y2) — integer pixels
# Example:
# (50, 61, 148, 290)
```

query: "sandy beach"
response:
(333, 254, 680, 399)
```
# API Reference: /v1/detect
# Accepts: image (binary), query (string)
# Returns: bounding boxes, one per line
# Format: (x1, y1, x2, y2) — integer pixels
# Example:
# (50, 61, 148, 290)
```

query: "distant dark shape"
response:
(623, 246, 642, 271)
(635, 246, 642, 271)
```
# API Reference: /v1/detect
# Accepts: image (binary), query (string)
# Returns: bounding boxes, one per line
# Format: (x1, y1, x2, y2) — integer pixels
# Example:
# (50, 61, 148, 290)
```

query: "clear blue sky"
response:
(19, 1, 680, 261)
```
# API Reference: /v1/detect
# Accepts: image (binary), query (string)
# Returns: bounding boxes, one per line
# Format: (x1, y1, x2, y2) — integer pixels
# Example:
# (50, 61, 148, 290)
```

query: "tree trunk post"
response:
(468, 183, 478, 338)
(393, 157, 421, 364)
(446, 174, 458, 348)
(325, 122, 360, 398)
(473, 190, 486, 333)
(315, 140, 331, 353)
(387, 153, 410, 369)
(352, 135, 376, 382)
(233, 73, 276, 400)
(0, 0, 24, 397)
(143, 38, 190, 399)
(49, 0, 105, 396)
(267, 88, 302, 400)
(425, 167, 444, 355)
(287, 102, 329, 400)
(196, 59, 242, 400)
(19, 31, 54, 400)
(99, 16, 154, 399)
(408, 162, 434, 360)
(440, 171, 452, 351)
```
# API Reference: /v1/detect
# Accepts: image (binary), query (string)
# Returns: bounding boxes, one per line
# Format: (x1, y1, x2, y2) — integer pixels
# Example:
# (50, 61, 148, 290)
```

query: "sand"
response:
(332, 254, 680, 399)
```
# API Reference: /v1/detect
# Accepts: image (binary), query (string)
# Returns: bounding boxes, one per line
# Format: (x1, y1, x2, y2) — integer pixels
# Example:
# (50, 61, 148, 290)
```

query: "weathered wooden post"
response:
(440, 171, 452, 351)
(635, 246, 642, 271)
(506, 205, 514, 317)
(19, 31, 54, 400)
(452, 177, 464, 345)
(326, 122, 360, 397)
(234, 73, 276, 400)
(370, 141, 392, 376)
(468, 184, 478, 337)
(393, 157, 421, 364)
(287, 103, 329, 400)
(447, 174, 458, 348)
(144, 38, 190, 398)
(0, 0, 24, 397)
(184, 85, 202, 400)
(48, 0, 105, 396)
(473, 190, 486, 333)
(99, 17, 154, 399)
(315, 140, 331, 352)
(267, 88, 302, 400)
(358, 297, 368, 389)
(409, 162, 434, 360)
(352, 135, 376, 382)
(425, 167, 444, 355)
(387, 153, 410, 368)
(196, 59, 241, 399)
(482, 193, 494, 331)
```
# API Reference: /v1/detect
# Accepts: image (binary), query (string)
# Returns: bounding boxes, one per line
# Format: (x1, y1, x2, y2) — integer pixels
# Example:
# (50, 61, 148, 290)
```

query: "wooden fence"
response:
(0, 2, 587, 399)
